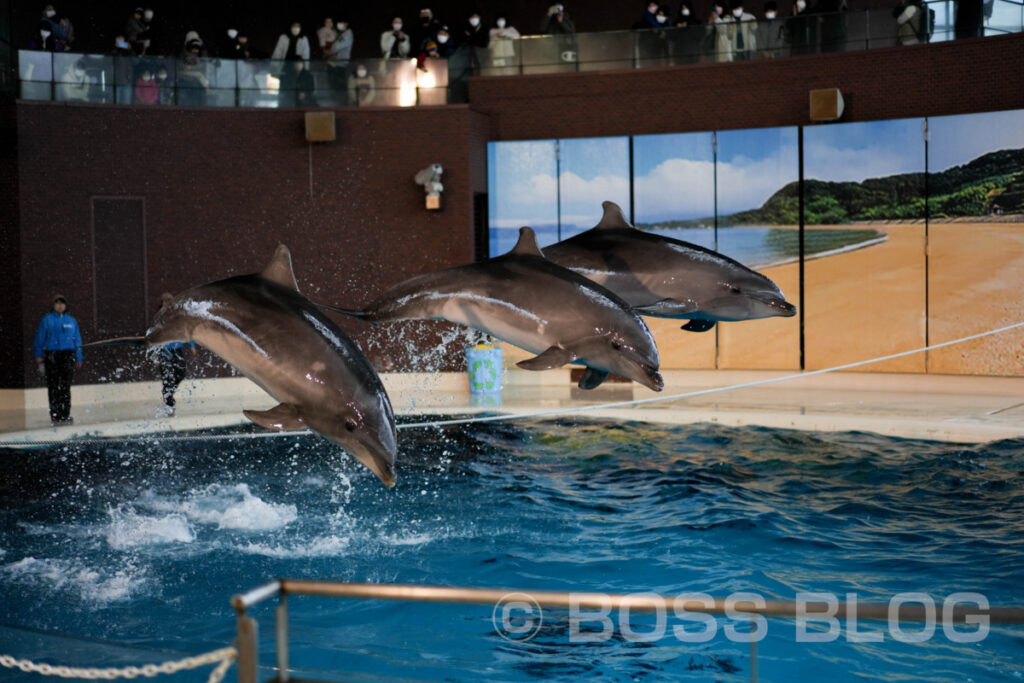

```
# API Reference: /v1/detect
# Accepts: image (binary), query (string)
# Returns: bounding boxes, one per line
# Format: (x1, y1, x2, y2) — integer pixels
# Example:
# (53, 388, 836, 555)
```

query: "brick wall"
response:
(469, 32, 1024, 140)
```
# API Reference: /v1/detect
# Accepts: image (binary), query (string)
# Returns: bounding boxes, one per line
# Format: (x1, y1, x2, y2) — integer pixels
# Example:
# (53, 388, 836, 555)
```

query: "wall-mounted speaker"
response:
(305, 111, 336, 142)
(809, 88, 844, 122)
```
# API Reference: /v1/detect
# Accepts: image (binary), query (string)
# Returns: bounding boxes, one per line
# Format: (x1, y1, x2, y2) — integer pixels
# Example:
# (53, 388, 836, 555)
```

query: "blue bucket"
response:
(466, 345, 503, 394)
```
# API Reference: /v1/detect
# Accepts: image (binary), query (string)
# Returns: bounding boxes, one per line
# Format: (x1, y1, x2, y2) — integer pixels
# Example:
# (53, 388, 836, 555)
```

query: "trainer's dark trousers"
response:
(159, 350, 187, 407)
(44, 350, 76, 422)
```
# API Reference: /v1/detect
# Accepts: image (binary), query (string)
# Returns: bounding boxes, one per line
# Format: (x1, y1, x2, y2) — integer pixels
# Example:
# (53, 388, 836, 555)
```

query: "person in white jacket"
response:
(488, 13, 521, 70)
(381, 17, 411, 58)
(272, 22, 311, 61)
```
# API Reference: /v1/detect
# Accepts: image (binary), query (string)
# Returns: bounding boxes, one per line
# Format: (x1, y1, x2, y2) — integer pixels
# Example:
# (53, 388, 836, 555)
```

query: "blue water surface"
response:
(0, 419, 1021, 682)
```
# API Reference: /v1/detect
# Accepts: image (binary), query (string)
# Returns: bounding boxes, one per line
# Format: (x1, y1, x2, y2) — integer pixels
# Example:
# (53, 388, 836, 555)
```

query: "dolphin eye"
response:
(611, 340, 622, 350)
(730, 286, 742, 294)
(345, 419, 358, 432)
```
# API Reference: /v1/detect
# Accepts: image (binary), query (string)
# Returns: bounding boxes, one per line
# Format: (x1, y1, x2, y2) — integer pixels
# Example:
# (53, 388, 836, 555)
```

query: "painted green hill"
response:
(640, 147, 1024, 228)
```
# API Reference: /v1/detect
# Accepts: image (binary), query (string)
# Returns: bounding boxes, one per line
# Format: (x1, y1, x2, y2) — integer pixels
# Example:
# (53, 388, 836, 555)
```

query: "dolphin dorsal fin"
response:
(260, 244, 300, 291)
(594, 201, 634, 230)
(510, 227, 545, 258)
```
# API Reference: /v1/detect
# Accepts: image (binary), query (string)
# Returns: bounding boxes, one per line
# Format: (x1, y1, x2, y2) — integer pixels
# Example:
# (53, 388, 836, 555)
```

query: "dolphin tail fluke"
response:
(244, 404, 306, 431)
(516, 345, 575, 371)
(578, 368, 610, 390)
(681, 320, 716, 333)
(80, 336, 147, 349)
(315, 302, 370, 321)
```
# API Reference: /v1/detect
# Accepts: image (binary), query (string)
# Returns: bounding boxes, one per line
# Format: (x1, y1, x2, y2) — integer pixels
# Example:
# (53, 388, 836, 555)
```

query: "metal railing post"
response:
(235, 610, 259, 683)
(275, 595, 290, 682)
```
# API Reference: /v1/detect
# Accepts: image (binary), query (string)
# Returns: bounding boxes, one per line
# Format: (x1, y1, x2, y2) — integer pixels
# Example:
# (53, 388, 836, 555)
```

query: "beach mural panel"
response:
(714, 126, 801, 370)
(803, 117, 927, 372)
(927, 109, 1024, 375)
(488, 108, 1024, 376)
(633, 131, 717, 368)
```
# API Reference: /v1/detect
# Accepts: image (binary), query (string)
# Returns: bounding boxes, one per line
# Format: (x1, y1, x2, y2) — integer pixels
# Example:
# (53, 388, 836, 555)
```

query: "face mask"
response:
(437, 33, 449, 43)
(144, 10, 153, 19)
(74, 68, 84, 77)
(45, 9, 55, 17)
(157, 73, 167, 80)
(291, 26, 300, 35)
(656, 15, 667, 23)
(228, 29, 238, 38)
(392, 23, 402, 31)
(682, 8, 691, 15)
(41, 30, 51, 38)
(469, 17, 480, 27)
(733, 8, 743, 16)
(338, 23, 347, 31)
(421, 16, 431, 23)
(796, 1, 806, 8)
(117, 39, 129, 48)
(357, 68, 367, 77)
(766, 11, 777, 18)
(497, 18, 507, 27)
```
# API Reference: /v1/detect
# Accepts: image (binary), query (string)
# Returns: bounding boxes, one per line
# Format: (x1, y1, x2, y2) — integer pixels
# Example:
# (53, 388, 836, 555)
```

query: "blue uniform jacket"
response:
(33, 312, 83, 363)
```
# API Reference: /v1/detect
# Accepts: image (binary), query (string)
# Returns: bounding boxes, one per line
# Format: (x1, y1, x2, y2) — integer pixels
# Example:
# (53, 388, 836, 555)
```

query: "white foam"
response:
(238, 535, 351, 558)
(142, 484, 298, 531)
(1, 557, 149, 605)
(105, 506, 195, 549)
(181, 298, 269, 358)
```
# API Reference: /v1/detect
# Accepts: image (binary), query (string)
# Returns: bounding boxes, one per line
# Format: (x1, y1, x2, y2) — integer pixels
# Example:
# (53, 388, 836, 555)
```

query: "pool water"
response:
(1, 419, 1022, 681)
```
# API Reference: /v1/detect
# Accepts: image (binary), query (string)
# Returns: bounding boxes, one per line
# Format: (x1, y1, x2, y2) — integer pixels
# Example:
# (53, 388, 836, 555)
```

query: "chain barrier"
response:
(0, 646, 236, 682)
(2, 320, 1023, 448)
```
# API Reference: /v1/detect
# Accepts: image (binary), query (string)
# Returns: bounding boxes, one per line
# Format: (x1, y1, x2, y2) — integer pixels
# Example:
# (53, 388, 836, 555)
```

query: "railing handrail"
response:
(232, 579, 1024, 623)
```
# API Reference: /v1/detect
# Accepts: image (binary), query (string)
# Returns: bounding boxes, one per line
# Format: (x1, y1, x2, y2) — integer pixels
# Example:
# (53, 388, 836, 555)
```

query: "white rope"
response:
(2, 320, 1022, 446)
(0, 646, 236, 682)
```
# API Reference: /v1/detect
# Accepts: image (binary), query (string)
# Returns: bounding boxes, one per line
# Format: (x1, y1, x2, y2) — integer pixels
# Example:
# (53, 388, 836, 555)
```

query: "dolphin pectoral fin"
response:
(681, 320, 716, 333)
(634, 298, 698, 317)
(244, 403, 306, 431)
(260, 244, 300, 292)
(578, 368, 610, 390)
(81, 336, 147, 348)
(516, 346, 575, 371)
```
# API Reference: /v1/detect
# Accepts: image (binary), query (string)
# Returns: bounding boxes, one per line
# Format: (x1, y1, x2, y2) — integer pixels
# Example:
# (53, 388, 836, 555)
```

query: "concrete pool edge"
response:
(3, 370, 1024, 445)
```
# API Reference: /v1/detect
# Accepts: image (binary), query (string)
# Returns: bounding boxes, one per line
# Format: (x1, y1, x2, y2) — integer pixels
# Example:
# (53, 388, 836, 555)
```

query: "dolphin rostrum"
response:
(85, 246, 398, 487)
(543, 201, 797, 332)
(331, 227, 663, 391)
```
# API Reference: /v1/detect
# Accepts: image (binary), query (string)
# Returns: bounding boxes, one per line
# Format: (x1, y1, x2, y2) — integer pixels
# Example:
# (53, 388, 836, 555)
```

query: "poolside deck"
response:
(2, 369, 1024, 446)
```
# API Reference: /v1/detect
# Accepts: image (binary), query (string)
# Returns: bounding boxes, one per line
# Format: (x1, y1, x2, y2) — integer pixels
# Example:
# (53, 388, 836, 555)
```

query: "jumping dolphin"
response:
(328, 227, 663, 391)
(85, 246, 398, 487)
(543, 201, 797, 332)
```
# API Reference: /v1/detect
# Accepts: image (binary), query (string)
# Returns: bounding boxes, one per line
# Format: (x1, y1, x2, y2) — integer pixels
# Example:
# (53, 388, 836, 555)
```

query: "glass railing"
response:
(477, 0, 1022, 75)
(17, 50, 463, 108)
(15, 0, 1021, 105)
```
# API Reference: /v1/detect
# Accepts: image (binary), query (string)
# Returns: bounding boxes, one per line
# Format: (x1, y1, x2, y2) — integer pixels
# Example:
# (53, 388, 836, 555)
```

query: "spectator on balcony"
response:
(29, 21, 60, 51)
(57, 59, 93, 101)
(217, 27, 239, 58)
(707, 3, 733, 61)
(41, 4, 73, 51)
(784, 0, 817, 55)
(462, 11, 490, 68)
(155, 65, 173, 104)
(134, 67, 158, 104)
(673, 2, 702, 63)
(416, 39, 442, 70)
(317, 18, 338, 59)
(348, 63, 376, 106)
(124, 7, 147, 54)
(817, 0, 847, 51)
(954, 0, 984, 38)
(728, 0, 757, 60)
(411, 8, 441, 53)
(895, 0, 924, 44)
(381, 17, 411, 58)
(325, 18, 353, 92)
(273, 22, 311, 62)
(291, 60, 318, 107)
(179, 35, 211, 105)
(540, 3, 577, 64)
(638, 3, 674, 66)
(140, 8, 162, 55)
(435, 25, 456, 56)
(112, 33, 134, 57)
(489, 13, 521, 70)
(758, 1, 787, 57)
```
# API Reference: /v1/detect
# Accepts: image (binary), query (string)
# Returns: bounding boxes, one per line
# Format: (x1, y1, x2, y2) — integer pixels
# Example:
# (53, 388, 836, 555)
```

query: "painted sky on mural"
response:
(488, 108, 1024, 229)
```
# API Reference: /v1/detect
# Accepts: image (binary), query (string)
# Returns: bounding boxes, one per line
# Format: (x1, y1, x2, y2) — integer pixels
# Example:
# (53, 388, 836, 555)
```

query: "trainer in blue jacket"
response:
(33, 294, 83, 425)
